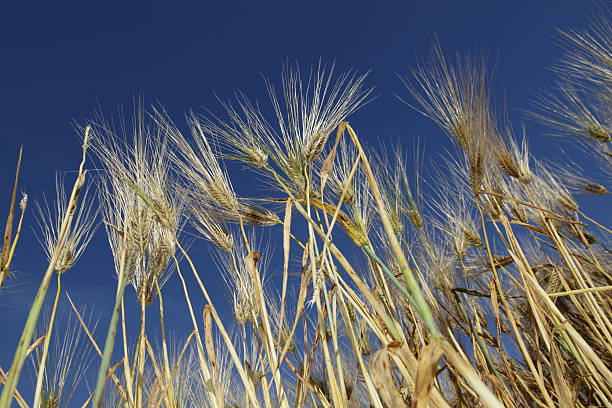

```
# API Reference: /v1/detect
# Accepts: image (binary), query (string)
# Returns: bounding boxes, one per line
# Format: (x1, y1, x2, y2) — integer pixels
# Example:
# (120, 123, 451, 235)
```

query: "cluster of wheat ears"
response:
(0, 10, 610, 408)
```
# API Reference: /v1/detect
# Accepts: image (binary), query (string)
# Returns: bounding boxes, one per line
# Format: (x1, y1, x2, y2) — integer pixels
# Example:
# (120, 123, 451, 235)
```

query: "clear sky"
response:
(0, 0, 605, 403)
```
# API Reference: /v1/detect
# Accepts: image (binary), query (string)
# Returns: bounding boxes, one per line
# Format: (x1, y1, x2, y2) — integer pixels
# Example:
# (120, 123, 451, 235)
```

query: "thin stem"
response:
(91, 255, 132, 408)
(346, 124, 440, 335)
(0, 129, 89, 408)
(32, 272, 62, 408)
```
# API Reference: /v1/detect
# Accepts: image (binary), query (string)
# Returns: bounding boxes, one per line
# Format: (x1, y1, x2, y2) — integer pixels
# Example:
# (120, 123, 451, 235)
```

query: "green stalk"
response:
(32, 272, 62, 408)
(0, 266, 58, 408)
(346, 124, 440, 336)
(451, 290, 501, 380)
(91, 256, 132, 408)
(362, 245, 415, 306)
(0, 130, 89, 408)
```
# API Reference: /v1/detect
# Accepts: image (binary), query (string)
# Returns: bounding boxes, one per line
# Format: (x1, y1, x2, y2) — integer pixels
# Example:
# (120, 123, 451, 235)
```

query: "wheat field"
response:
(0, 8, 610, 408)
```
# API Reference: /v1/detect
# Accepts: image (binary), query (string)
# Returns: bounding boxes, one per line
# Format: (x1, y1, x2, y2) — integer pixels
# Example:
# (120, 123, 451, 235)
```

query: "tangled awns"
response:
(0, 9, 611, 408)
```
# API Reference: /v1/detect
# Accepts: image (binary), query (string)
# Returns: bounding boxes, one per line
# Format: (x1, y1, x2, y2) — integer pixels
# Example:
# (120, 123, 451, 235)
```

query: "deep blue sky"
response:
(0, 0, 606, 404)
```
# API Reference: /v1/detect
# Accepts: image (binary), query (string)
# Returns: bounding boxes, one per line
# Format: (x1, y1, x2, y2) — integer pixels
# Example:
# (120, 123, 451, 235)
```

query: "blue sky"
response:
(0, 0, 605, 403)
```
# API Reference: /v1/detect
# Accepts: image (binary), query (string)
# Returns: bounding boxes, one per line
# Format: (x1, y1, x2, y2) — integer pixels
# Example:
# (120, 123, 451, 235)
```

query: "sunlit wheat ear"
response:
(326, 136, 358, 205)
(506, 126, 532, 183)
(554, 8, 612, 90)
(373, 143, 425, 234)
(185, 195, 234, 251)
(200, 94, 271, 169)
(30, 304, 96, 408)
(137, 226, 177, 305)
(372, 147, 407, 236)
(238, 203, 281, 226)
(35, 174, 98, 274)
(549, 158, 609, 195)
(401, 141, 426, 230)
(215, 231, 271, 325)
(530, 84, 610, 143)
(266, 62, 371, 164)
(91, 105, 182, 304)
(401, 41, 516, 197)
(19, 193, 28, 212)
(265, 292, 298, 354)
(492, 118, 533, 184)
(343, 166, 373, 245)
(493, 174, 528, 223)
(204, 62, 370, 196)
(188, 334, 237, 407)
(478, 168, 507, 220)
(429, 161, 482, 259)
(161, 109, 240, 212)
(400, 41, 497, 149)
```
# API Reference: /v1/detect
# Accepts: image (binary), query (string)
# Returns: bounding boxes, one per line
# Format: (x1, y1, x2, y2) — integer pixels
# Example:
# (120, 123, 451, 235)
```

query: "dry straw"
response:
(1, 9, 611, 408)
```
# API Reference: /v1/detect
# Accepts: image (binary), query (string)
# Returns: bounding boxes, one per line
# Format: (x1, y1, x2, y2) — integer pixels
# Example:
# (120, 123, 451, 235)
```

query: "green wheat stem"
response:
(32, 272, 63, 408)
(91, 256, 132, 408)
(0, 139, 88, 408)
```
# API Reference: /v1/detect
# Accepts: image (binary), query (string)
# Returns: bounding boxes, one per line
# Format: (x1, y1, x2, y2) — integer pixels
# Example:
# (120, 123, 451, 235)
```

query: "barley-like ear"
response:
(160, 109, 252, 241)
(186, 195, 234, 251)
(268, 62, 371, 165)
(238, 204, 281, 227)
(35, 174, 98, 274)
(529, 8, 611, 175)
(91, 103, 182, 304)
(214, 232, 271, 325)
(371, 143, 427, 236)
(202, 62, 370, 198)
(549, 158, 609, 195)
(554, 7, 612, 90)
(501, 125, 532, 184)
(325, 135, 358, 206)
(530, 84, 610, 143)
(30, 303, 96, 408)
(530, 161, 580, 215)
(401, 41, 498, 152)
(429, 160, 482, 259)
(200, 94, 271, 169)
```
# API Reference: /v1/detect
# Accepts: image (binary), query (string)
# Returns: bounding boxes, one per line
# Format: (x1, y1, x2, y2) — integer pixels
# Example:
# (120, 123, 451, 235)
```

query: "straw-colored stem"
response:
(175, 241, 261, 407)
(237, 213, 289, 408)
(549, 285, 612, 297)
(66, 294, 129, 403)
(174, 255, 221, 408)
(264, 164, 404, 341)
